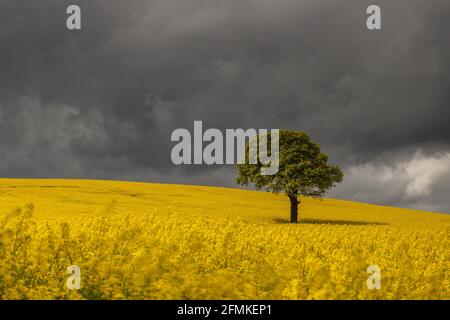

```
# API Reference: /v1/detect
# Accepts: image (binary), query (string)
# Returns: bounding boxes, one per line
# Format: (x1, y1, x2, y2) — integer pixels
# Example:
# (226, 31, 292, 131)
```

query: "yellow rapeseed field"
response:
(0, 178, 448, 299)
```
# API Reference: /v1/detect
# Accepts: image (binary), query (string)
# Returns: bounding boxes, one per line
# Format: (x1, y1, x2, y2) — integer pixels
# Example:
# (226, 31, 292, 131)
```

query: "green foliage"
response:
(236, 130, 343, 198)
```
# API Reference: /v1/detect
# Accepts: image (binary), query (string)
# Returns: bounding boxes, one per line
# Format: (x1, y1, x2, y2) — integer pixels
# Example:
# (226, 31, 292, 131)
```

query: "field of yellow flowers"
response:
(0, 178, 448, 300)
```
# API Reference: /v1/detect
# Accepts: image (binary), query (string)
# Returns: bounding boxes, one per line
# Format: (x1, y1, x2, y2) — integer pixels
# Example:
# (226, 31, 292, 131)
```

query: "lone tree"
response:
(236, 130, 343, 223)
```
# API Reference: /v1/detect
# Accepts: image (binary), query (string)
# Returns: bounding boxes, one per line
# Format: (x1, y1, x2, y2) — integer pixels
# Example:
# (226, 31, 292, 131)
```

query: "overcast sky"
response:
(1, 0, 449, 213)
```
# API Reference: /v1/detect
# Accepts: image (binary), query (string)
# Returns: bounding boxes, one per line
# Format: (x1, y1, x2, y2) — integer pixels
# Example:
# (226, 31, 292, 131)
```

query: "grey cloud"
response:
(330, 150, 450, 213)
(0, 0, 449, 212)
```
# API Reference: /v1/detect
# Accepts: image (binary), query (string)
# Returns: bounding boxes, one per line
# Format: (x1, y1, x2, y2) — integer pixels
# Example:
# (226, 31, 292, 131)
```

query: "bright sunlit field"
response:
(0, 178, 448, 299)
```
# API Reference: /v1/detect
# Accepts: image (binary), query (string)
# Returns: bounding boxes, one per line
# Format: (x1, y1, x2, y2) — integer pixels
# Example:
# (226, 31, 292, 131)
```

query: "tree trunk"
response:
(289, 195, 299, 223)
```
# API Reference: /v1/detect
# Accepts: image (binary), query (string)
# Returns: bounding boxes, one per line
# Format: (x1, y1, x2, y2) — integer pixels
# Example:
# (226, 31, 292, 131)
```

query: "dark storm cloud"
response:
(0, 0, 449, 212)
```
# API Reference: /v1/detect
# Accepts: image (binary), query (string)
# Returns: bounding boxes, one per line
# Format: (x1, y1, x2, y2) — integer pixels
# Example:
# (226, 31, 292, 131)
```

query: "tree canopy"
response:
(236, 130, 343, 223)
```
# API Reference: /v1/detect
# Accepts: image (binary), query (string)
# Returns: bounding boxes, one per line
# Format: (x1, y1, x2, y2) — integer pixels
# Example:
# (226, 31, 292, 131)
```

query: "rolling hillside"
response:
(0, 178, 448, 225)
(0, 178, 448, 299)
